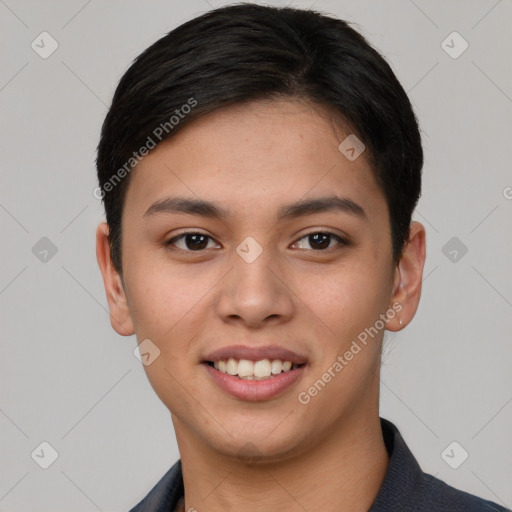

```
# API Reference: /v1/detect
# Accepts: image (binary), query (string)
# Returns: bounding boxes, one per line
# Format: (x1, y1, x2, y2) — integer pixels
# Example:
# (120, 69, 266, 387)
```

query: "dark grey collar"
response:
(129, 417, 508, 511)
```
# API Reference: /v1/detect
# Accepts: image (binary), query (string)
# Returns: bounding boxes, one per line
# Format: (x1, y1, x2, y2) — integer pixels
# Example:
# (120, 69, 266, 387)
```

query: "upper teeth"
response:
(213, 358, 296, 379)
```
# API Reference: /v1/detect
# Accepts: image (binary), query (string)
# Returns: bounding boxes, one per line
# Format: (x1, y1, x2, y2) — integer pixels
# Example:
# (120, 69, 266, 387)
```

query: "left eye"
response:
(292, 231, 347, 251)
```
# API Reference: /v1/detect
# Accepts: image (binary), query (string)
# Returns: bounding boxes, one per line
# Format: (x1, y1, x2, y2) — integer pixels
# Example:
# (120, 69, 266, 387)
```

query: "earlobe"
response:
(386, 221, 426, 332)
(95, 222, 135, 337)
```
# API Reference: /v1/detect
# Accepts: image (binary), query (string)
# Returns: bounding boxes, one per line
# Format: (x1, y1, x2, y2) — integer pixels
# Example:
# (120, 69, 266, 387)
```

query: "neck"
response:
(174, 412, 389, 512)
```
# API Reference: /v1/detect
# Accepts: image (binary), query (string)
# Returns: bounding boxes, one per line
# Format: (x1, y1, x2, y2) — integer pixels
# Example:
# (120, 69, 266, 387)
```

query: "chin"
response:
(210, 424, 309, 464)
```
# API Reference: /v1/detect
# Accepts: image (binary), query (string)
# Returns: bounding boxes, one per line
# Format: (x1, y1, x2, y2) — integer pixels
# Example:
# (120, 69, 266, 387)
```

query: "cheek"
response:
(124, 254, 200, 342)
(294, 259, 391, 340)
(124, 255, 224, 379)
(127, 262, 208, 409)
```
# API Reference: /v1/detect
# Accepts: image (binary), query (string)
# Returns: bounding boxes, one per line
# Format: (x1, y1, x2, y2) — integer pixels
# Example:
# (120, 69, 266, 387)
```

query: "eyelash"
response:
(165, 230, 349, 253)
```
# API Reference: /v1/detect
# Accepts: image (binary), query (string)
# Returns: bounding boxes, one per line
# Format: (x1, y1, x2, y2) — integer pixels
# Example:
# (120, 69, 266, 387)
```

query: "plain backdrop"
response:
(1, 0, 511, 510)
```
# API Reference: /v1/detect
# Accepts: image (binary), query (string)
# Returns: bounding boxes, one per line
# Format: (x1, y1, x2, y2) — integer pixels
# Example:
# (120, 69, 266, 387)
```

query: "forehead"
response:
(123, 98, 386, 221)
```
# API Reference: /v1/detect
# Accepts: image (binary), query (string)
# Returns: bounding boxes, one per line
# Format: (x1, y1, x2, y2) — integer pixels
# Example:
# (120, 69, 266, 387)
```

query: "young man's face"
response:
(97, 99, 424, 461)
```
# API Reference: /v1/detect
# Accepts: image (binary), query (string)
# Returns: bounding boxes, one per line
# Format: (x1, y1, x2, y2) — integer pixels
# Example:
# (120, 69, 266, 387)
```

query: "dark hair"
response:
(96, 2, 422, 274)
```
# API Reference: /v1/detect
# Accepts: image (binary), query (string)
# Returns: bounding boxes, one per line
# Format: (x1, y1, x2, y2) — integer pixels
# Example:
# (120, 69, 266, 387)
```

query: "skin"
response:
(96, 98, 426, 512)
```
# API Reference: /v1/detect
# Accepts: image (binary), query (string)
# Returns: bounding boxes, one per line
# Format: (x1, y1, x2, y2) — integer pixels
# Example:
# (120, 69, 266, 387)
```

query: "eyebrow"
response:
(143, 195, 367, 222)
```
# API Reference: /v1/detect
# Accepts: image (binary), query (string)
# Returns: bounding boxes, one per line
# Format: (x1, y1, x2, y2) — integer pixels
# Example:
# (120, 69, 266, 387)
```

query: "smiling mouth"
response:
(205, 358, 304, 380)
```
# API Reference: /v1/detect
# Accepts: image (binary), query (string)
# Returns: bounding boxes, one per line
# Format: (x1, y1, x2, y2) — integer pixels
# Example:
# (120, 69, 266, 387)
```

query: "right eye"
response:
(165, 232, 221, 252)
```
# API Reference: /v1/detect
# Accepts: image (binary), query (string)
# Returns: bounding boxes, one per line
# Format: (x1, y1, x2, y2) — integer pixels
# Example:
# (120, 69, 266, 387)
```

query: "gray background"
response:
(1, 0, 511, 510)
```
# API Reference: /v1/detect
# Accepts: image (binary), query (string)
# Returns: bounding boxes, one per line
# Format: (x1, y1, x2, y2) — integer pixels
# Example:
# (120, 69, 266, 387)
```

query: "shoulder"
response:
(128, 460, 183, 512)
(371, 418, 509, 512)
(420, 472, 509, 511)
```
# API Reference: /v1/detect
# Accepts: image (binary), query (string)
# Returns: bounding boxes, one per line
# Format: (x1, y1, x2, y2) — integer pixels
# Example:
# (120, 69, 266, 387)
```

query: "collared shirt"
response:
(129, 417, 509, 511)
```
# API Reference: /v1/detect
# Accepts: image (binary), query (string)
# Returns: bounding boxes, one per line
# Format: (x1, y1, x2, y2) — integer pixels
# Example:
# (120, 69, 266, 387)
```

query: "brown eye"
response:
(293, 231, 347, 251)
(166, 232, 220, 251)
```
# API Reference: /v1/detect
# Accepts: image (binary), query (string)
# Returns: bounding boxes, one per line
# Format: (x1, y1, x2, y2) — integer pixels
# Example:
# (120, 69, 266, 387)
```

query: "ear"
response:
(96, 222, 135, 336)
(386, 221, 426, 331)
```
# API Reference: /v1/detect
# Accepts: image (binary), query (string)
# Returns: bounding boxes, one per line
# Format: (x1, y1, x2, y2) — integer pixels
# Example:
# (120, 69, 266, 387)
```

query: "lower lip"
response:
(202, 363, 306, 401)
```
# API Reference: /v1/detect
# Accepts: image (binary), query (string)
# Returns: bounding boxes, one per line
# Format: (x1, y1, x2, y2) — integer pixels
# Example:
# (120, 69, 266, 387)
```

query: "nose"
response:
(215, 243, 295, 329)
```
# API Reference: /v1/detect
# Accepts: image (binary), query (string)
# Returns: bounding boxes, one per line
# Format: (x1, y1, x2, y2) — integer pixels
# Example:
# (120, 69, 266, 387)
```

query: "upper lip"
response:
(203, 345, 308, 365)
